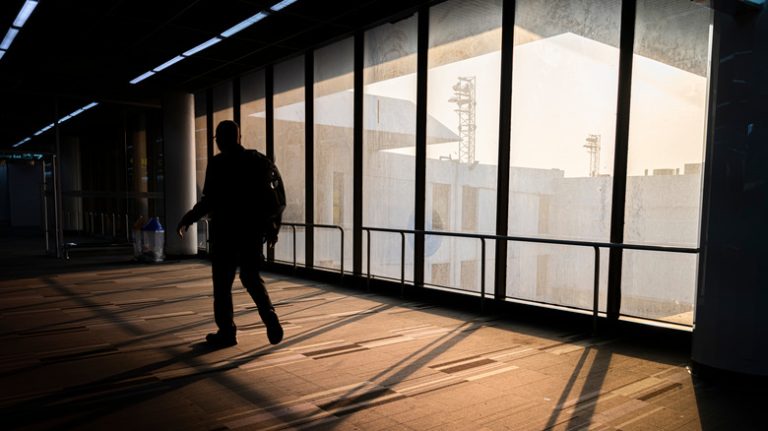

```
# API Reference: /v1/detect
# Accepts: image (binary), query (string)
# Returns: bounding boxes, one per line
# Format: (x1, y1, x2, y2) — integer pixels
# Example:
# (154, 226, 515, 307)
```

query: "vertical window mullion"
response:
(353, 31, 364, 277)
(305, 51, 315, 269)
(607, 0, 638, 322)
(414, 7, 430, 289)
(265, 65, 275, 262)
(494, 0, 515, 300)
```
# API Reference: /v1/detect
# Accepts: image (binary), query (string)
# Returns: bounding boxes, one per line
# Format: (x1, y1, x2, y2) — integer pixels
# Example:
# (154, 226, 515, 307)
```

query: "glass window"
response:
(431, 183, 451, 231)
(507, 0, 621, 309)
(622, 0, 712, 325)
(462, 186, 479, 231)
(212, 81, 234, 156)
(314, 37, 354, 273)
(424, 0, 502, 294)
(273, 56, 306, 265)
(241, 69, 267, 153)
(363, 14, 418, 282)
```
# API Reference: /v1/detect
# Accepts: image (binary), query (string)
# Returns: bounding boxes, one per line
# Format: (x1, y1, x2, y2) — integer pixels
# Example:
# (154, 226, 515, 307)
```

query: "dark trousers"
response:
(211, 245, 275, 335)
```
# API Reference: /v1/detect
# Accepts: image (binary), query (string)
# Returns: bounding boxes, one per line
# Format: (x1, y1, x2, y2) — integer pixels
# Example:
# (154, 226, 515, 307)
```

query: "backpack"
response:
(253, 151, 286, 243)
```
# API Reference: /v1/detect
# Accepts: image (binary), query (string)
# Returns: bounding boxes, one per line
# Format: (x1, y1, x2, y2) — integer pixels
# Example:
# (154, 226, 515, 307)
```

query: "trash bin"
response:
(141, 217, 165, 262)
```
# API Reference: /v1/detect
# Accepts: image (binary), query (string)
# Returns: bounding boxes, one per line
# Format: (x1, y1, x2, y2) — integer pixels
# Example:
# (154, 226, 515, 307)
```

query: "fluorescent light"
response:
(13, 1, 39, 28)
(33, 123, 54, 136)
(68, 108, 85, 118)
(14, 102, 99, 147)
(183, 37, 222, 57)
(62, 102, 97, 119)
(270, 0, 298, 11)
(221, 12, 268, 37)
(130, 6, 276, 85)
(153, 55, 185, 72)
(13, 137, 31, 148)
(130, 70, 155, 85)
(1, 28, 19, 50)
(0, 50, 5, 61)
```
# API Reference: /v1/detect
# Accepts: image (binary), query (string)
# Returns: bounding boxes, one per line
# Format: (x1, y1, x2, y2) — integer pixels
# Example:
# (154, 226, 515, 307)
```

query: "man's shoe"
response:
(205, 332, 237, 347)
(264, 312, 284, 345)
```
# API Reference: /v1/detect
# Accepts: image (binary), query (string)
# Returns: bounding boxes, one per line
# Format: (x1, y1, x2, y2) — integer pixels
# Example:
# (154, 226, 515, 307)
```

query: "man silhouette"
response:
(177, 120, 283, 347)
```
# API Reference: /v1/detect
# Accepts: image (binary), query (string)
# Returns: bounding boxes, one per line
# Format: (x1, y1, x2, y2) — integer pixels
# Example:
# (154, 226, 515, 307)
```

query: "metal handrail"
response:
(279, 222, 345, 278)
(362, 227, 409, 297)
(362, 226, 700, 333)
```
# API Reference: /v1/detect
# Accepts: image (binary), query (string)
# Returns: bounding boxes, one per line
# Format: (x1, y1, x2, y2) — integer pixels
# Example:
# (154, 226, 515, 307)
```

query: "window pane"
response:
(241, 69, 267, 153)
(314, 38, 354, 273)
(424, 0, 501, 295)
(363, 15, 418, 282)
(212, 81, 233, 156)
(622, 0, 712, 325)
(273, 56, 306, 265)
(507, 0, 621, 310)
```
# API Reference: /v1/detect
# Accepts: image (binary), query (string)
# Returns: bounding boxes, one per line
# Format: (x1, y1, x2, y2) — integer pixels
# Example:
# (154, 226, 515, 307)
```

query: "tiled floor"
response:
(0, 241, 764, 430)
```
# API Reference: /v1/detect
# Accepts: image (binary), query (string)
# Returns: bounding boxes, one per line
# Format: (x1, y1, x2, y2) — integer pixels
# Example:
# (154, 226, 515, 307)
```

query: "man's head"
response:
(215, 120, 241, 153)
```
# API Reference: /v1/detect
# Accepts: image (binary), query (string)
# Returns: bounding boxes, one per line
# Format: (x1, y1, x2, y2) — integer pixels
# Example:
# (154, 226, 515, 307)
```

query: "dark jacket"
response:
(181, 146, 275, 245)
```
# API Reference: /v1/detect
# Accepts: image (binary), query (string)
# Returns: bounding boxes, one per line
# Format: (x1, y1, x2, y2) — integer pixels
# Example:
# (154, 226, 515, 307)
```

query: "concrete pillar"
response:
(163, 92, 198, 255)
(693, 2, 768, 376)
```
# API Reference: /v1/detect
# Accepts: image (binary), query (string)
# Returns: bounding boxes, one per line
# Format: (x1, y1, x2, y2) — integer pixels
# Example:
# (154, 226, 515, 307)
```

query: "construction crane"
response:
(448, 76, 476, 165)
(584, 134, 601, 177)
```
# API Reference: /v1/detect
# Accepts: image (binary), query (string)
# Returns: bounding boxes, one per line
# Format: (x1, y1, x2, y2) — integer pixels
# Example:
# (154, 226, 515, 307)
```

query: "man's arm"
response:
(177, 162, 215, 238)
(177, 197, 211, 238)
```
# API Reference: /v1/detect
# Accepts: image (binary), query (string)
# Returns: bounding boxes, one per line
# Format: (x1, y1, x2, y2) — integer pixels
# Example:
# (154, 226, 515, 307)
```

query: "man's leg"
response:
(210, 253, 238, 344)
(240, 251, 283, 344)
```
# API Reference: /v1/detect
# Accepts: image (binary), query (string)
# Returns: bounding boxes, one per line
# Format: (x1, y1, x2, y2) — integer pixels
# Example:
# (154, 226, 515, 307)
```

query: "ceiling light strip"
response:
(129, 70, 156, 85)
(221, 12, 268, 38)
(129, 1, 299, 85)
(153, 55, 185, 72)
(13, 137, 31, 148)
(12, 102, 99, 148)
(1, 0, 39, 61)
(14, 1, 39, 28)
(1, 28, 19, 50)
(182, 37, 222, 57)
(33, 124, 54, 136)
(270, 0, 298, 11)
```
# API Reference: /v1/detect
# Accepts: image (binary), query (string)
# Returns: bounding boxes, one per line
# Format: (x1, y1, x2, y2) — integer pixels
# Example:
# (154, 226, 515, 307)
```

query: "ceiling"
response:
(0, 0, 430, 151)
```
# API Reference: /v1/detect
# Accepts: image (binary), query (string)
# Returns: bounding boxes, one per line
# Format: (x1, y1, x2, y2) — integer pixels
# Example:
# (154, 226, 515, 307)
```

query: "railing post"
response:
(292, 225, 297, 270)
(42, 180, 49, 254)
(111, 213, 116, 238)
(204, 219, 210, 253)
(366, 229, 371, 291)
(593, 246, 601, 336)
(400, 232, 406, 297)
(480, 238, 486, 313)
(100, 213, 105, 236)
(339, 226, 344, 279)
